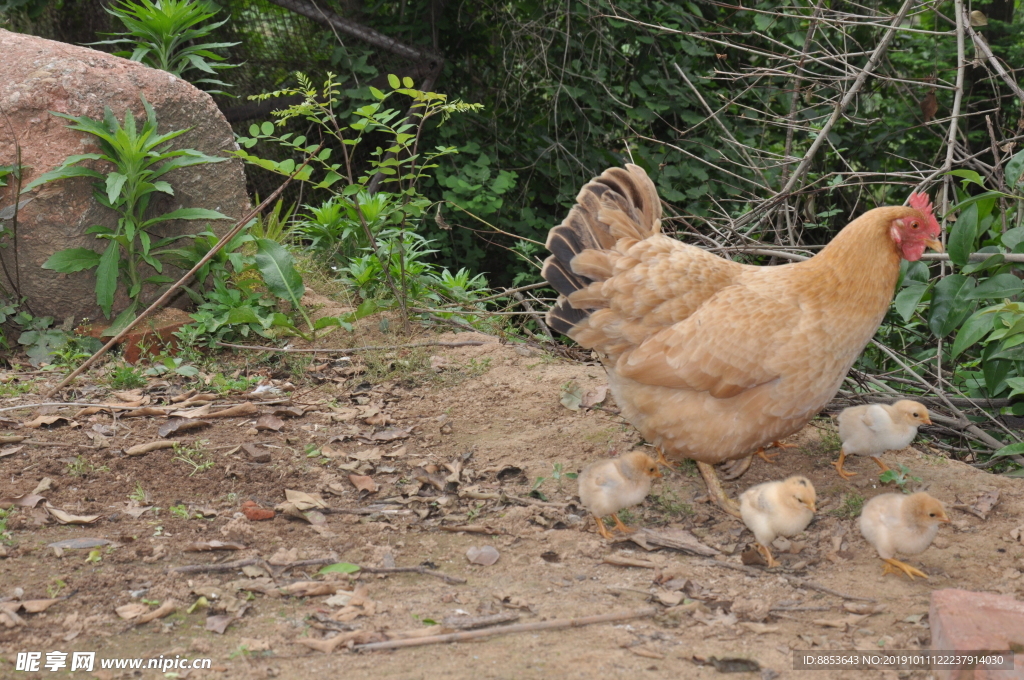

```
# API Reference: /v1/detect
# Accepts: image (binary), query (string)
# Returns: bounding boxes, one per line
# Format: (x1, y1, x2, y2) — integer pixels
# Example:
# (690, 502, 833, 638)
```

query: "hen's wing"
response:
(613, 283, 801, 400)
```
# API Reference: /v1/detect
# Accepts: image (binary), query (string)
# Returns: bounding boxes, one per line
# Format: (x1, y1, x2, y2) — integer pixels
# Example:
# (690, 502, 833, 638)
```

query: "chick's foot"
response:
(870, 456, 891, 472)
(757, 543, 780, 568)
(593, 514, 614, 540)
(881, 557, 928, 580)
(611, 513, 636, 534)
(697, 461, 742, 518)
(832, 449, 858, 480)
(719, 456, 752, 481)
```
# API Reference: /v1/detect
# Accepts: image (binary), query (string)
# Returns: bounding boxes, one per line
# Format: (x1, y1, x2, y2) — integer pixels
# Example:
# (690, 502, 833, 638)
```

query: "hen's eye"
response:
(911, 221, 920, 229)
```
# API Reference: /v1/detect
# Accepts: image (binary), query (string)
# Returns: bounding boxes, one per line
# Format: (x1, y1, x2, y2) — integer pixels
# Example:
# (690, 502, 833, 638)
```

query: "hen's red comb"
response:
(908, 192, 941, 235)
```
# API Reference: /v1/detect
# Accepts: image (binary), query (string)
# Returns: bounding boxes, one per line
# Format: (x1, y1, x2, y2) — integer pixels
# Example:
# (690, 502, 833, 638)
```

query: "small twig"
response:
(215, 340, 486, 354)
(169, 558, 265, 575)
(351, 607, 658, 652)
(511, 290, 555, 344)
(358, 566, 466, 585)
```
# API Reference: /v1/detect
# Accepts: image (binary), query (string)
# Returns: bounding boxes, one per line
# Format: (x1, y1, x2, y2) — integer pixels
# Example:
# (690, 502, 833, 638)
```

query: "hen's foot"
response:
(757, 543, 780, 568)
(870, 456, 891, 473)
(832, 449, 858, 480)
(881, 557, 928, 580)
(771, 440, 799, 450)
(719, 456, 752, 481)
(653, 447, 674, 469)
(611, 513, 635, 534)
(593, 514, 614, 540)
(697, 461, 742, 518)
(755, 448, 780, 463)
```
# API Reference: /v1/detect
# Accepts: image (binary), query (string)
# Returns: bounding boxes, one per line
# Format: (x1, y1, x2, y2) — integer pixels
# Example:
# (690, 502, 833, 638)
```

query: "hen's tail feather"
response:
(542, 164, 661, 336)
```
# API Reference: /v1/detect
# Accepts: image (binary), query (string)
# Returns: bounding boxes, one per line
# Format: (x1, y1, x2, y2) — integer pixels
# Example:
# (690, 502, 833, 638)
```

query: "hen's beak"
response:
(924, 237, 944, 253)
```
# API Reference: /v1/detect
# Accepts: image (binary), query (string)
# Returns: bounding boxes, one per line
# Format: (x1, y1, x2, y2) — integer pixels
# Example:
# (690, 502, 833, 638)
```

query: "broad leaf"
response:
(1006, 149, 1024, 190)
(893, 283, 929, 323)
(42, 248, 101, 273)
(96, 241, 120, 318)
(964, 273, 1024, 300)
(950, 307, 995, 359)
(254, 238, 305, 306)
(928, 274, 976, 337)
(947, 203, 978, 266)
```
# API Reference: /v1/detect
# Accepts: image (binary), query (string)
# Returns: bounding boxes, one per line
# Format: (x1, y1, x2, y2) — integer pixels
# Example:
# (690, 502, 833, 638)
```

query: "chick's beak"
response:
(938, 514, 951, 523)
(653, 468, 663, 479)
(922, 416, 933, 425)
(924, 237, 944, 253)
(809, 502, 817, 513)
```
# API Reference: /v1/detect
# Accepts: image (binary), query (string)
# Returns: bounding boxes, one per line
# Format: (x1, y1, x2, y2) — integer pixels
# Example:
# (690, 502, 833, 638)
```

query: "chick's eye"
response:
(913, 412, 919, 417)
(929, 513, 936, 517)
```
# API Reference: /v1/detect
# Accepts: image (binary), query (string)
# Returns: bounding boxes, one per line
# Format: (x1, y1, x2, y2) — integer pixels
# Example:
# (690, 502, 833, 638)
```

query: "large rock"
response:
(0, 29, 250, 323)
(930, 589, 1024, 680)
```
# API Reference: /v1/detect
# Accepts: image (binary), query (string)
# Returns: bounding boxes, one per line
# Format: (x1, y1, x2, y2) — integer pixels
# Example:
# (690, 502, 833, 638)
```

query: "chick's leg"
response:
(611, 513, 635, 535)
(832, 448, 858, 480)
(593, 514, 613, 540)
(697, 461, 741, 518)
(870, 456, 891, 473)
(757, 543, 780, 568)
(881, 557, 928, 580)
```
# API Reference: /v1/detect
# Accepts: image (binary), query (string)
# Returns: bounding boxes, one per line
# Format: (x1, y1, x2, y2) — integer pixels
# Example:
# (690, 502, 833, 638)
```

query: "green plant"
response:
(651, 489, 693, 517)
(529, 462, 578, 499)
(93, 0, 239, 94)
(128, 483, 149, 503)
(24, 95, 231, 330)
(14, 313, 68, 366)
(0, 507, 12, 540)
(144, 355, 199, 378)
(169, 504, 189, 519)
(831, 493, 866, 519)
(249, 197, 295, 243)
(110, 363, 147, 389)
(208, 372, 258, 394)
(879, 464, 922, 493)
(173, 441, 214, 476)
(46, 579, 67, 598)
(66, 455, 108, 477)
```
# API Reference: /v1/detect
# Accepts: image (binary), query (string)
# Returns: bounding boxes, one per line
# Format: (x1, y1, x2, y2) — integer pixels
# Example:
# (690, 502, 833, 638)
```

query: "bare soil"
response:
(0, 325, 1022, 680)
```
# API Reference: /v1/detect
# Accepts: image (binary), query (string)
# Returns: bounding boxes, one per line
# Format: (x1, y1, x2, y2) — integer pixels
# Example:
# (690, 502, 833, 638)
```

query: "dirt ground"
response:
(0, 326, 1022, 680)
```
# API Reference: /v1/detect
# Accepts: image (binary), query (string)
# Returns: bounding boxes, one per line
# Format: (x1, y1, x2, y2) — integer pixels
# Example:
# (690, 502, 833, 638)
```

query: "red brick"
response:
(930, 589, 1024, 680)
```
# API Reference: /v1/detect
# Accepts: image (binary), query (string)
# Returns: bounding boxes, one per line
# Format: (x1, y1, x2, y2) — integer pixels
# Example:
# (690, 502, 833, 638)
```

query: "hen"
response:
(542, 165, 942, 516)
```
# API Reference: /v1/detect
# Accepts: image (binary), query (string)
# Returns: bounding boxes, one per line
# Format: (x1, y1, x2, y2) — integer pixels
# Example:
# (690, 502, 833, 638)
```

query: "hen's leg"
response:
(611, 513, 635, 534)
(755, 448, 780, 463)
(881, 557, 928, 580)
(653, 447, 673, 469)
(757, 543, 780, 568)
(697, 461, 741, 518)
(870, 456, 891, 473)
(592, 514, 613, 540)
(832, 448, 858, 480)
(719, 456, 752, 480)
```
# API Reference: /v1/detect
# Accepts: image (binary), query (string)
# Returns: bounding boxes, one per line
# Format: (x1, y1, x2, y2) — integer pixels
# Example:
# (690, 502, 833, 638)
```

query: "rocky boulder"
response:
(0, 28, 250, 323)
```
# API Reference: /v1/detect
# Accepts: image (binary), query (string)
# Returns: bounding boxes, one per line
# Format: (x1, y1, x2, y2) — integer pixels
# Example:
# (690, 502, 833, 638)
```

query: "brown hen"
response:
(542, 165, 942, 517)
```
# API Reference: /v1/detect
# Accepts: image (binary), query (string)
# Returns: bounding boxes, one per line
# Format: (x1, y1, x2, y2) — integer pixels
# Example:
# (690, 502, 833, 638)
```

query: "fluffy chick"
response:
(859, 491, 949, 580)
(578, 450, 662, 539)
(739, 476, 816, 567)
(834, 400, 931, 479)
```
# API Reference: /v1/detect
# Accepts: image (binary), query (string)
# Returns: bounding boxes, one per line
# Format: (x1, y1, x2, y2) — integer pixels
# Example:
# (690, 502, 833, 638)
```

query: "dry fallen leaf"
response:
(955, 489, 1000, 520)
(115, 603, 149, 620)
(255, 414, 285, 432)
(284, 489, 327, 509)
(45, 503, 100, 525)
(23, 415, 69, 429)
(184, 540, 246, 552)
(559, 381, 582, 411)
(0, 445, 24, 459)
(125, 440, 178, 457)
(136, 600, 177, 624)
(581, 384, 609, 408)
(0, 493, 44, 509)
(349, 474, 378, 493)
(158, 418, 212, 437)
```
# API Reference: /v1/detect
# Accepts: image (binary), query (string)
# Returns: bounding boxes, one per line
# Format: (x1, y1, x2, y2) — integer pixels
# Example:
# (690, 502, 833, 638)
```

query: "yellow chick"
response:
(834, 400, 931, 479)
(578, 450, 662, 539)
(739, 476, 816, 567)
(858, 491, 950, 580)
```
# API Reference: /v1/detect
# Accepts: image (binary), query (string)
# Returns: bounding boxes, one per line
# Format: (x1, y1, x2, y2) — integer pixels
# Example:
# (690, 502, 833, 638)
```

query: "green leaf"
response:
(1006, 149, 1024, 190)
(254, 238, 305, 306)
(20, 165, 105, 193)
(369, 86, 386, 100)
(387, 74, 400, 89)
(990, 442, 1024, 458)
(260, 121, 274, 136)
(226, 307, 260, 324)
(313, 316, 341, 330)
(105, 172, 127, 204)
(142, 207, 231, 227)
(948, 169, 985, 189)
(928, 274, 976, 337)
(947, 203, 978, 266)
(103, 303, 138, 337)
(964, 273, 1023, 300)
(96, 241, 120, 318)
(42, 248, 101, 273)
(893, 283, 929, 323)
(318, 562, 360, 575)
(950, 307, 995, 359)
